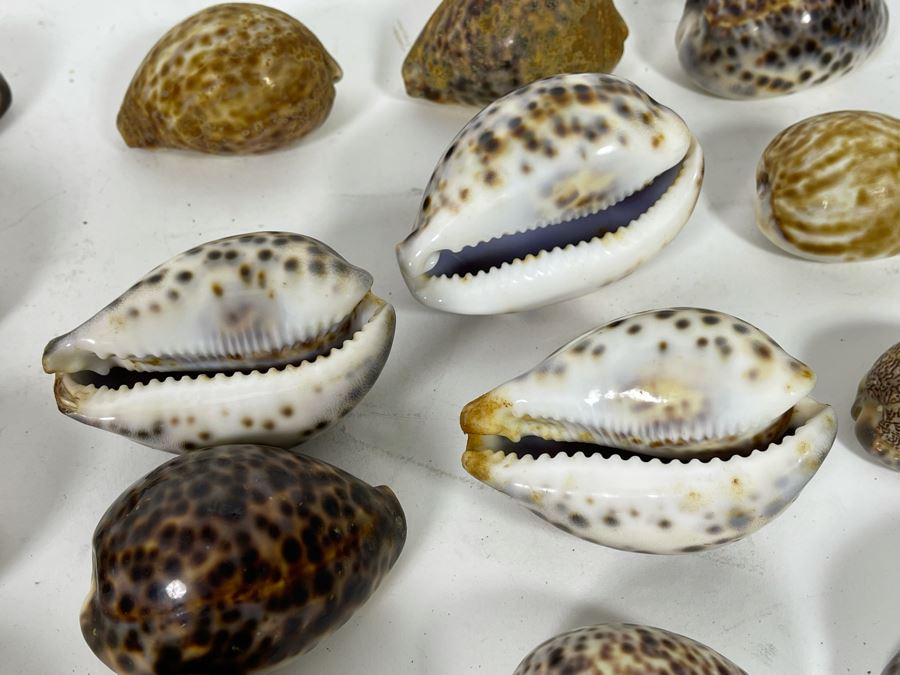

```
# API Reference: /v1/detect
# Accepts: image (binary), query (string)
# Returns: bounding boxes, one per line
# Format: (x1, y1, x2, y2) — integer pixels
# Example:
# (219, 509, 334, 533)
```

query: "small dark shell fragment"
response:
(402, 0, 628, 105)
(0, 72, 11, 119)
(513, 624, 746, 674)
(852, 342, 900, 470)
(81, 445, 406, 674)
(676, 0, 889, 99)
(117, 3, 342, 154)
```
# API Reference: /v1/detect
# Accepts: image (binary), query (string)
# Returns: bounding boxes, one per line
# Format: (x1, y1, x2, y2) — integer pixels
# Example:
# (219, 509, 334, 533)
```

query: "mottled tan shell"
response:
(117, 3, 342, 154)
(513, 624, 746, 674)
(852, 342, 900, 470)
(402, 0, 628, 106)
(755, 111, 900, 261)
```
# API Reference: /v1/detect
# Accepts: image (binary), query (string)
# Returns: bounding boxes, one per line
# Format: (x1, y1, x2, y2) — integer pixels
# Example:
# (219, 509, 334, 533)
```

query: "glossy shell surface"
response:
(852, 342, 900, 470)
(885, 651, 900, 675)
(402, 0, 628, 106)
(42, 232, 395, 452)
(0, 72, 11, 120)
(676, 0, 889, 99)
(514, 624, 746, 674)
(81, 445, 406, 675)
(756, 110, 900, 261)
(461, 308, 836, 553)
(117, 3, 342, 154)
(396, 74, 704, 314)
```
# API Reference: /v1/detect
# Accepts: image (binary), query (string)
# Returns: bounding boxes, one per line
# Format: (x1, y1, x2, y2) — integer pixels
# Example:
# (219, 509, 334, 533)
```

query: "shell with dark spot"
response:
(117, 3, 342, 154)
(676, 0, 889, 99)
(396, 73, 703, 314)
(81, 444, 406, 674)
(852, 342, 900, 470)
(402, 0, 628, 106)
(513, 624, 746, 674)
(42, 232, 395, 452)
(460, 308, 836, 553)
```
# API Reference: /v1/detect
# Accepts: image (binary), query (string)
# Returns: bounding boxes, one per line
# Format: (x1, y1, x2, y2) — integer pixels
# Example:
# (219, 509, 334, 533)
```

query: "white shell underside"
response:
(54, 294, 395, 452)
(461, 308, 816, 457)
(396, 73, 704, 315)
(464, 398, 836, 554)
(404, 142, 702, 314)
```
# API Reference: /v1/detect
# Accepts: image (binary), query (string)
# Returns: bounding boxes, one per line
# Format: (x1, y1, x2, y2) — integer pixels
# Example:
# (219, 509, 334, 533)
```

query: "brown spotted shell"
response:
(852, 342, 900, 470)
(80, 445, 406, 674)
(755, 111, 900, 261)
(513, 624, 747, 674)
(117, 3, 342, 154)
(402, 0, 628, 105)
(676, 0, 889, 99)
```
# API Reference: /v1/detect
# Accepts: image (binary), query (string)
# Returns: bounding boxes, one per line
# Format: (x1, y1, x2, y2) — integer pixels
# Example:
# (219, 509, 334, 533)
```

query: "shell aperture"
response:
(42, 232, 395, 452)
(460, 308, 836, 553)
(396, 74, 704, 314)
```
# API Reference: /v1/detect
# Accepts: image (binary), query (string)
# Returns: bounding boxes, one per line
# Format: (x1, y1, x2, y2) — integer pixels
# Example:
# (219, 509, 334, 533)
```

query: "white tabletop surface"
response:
(1, 1, 899, 673)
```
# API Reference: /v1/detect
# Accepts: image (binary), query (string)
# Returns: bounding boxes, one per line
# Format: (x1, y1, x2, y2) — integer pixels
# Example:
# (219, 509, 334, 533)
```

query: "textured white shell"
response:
(514, 624, 746, 674)
(43, 232, 372, 375)
(464, 398, 836, 554)
(461, 308, 816, 457)
(395, 73, 703, 314)
(42, 232, 395, 452)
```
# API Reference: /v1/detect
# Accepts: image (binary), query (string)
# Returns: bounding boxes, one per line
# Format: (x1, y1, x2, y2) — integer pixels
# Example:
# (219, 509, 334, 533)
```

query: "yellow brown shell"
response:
(755, 111, 900, 261)
(402, 0, 628, 106)
(117, 3, 342, 154)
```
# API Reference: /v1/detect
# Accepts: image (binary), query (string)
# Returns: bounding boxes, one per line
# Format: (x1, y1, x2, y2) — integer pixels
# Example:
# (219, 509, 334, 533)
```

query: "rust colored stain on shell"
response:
(852, 342, 900, 470)
(402, 0, 628, 106)
(756, 111, 900, 261)
(459, 392, 512, 436)
(117, 3, 342, 154)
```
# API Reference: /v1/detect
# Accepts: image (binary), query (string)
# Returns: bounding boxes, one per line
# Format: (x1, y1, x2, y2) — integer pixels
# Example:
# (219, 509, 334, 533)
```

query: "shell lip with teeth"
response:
(395, 73, 704, 314)
(42, 231, 395, 452)
(459, 307, 837, 553)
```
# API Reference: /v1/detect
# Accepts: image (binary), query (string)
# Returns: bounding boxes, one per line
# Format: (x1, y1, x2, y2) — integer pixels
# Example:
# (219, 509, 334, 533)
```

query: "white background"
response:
(1, 1, 898, 673)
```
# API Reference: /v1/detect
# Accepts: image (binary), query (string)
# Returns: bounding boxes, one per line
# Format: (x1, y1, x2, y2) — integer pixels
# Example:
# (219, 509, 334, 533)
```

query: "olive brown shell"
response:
(117, 3, 342, 154)
(755, 111, 900, 261)
(80, 445, 406, 674)
(402, 0, 628, 106)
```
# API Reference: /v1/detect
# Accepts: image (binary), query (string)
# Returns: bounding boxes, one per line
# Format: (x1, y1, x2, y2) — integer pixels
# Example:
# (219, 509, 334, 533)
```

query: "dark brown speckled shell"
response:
(81, 445, 406, 674)
(402, 0, 628, 105)
(0, 72, 11, 120)
(117, 3, 342, 154)
(852, 342, 900, 470)
(513, 624, 747, 674)
(676, 0, 889, 99)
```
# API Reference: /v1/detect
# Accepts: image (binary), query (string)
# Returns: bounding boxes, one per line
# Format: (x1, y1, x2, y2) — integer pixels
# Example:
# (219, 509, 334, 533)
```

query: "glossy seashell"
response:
(514, 624, 746, 674)
(42, 232, 395, 452)
(884, 651, 900, 675)
(396, 74, 704, 314)
(676, 0, 889, 99)
(852, 342, 900, 470)
(0, 72, 11, 120)
(117, 3, 342, 154)
(81, 444, 406, 675)
(756, 111, 900, 261)
(461, 308, 836, 553)
(402, 0, 628, 106)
